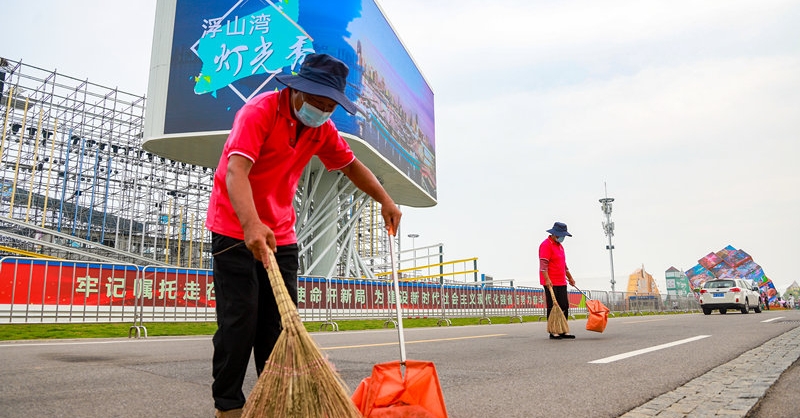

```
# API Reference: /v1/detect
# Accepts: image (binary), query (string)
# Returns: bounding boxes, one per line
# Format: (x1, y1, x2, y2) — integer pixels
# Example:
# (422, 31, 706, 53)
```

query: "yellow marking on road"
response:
(321, 333, 507, 350)
(621, 318, 670, 324)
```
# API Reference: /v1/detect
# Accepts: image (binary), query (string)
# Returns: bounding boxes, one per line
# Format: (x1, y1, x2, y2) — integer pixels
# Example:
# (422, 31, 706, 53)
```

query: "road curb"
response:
(620, 323, 800, 417)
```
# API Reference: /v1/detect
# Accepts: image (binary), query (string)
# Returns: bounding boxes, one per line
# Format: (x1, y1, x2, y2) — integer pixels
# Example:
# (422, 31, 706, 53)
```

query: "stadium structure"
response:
(0, 57, 393, 277)
(0, 1, 438, 281)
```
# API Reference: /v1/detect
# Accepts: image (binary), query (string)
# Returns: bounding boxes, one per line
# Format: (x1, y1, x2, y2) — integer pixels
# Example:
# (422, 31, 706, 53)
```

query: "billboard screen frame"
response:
(143, 0, 436, 207)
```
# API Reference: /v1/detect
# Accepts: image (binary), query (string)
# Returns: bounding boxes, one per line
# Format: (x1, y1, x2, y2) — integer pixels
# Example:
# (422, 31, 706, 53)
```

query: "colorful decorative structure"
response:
(684, 245, 777, 304)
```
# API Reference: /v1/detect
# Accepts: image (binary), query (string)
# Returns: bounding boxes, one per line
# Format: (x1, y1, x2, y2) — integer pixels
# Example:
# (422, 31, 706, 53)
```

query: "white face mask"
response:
(295, 100, 333, 128)
(556, 236, 565, 243)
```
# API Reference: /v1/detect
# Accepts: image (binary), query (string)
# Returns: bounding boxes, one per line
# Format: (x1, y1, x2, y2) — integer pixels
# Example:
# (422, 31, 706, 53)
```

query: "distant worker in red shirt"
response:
(206, 53, 402, 418)
(540, 222, 577, 339)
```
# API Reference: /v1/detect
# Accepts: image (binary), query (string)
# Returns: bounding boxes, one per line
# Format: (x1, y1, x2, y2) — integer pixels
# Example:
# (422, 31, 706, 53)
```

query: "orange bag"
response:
(352, 360, 447, 418)
(585, 299, 610, 333)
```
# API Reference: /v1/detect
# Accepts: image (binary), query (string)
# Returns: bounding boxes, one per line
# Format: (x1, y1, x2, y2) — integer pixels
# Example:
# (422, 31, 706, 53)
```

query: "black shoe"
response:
(560, 334, 576, 339)
(549, 334, 562, 340)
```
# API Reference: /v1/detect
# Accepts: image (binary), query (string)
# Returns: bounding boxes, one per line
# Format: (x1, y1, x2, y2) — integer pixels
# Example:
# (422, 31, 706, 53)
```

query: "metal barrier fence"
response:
(0, 257, 140, 323)
(1, 257, 701, 332)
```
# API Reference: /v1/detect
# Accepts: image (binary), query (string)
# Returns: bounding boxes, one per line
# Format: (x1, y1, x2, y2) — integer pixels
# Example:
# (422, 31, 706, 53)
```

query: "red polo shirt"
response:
(206, 89, 355, 245)
(539, 236, 569, 286)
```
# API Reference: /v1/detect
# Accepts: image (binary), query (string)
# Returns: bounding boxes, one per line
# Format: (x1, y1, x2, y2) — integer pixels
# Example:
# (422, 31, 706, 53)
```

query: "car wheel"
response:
(755, 304, 762, 313)
(720, 308, 727, 314)
(741, 300, 749, 314)
(703, 308, 712, 315)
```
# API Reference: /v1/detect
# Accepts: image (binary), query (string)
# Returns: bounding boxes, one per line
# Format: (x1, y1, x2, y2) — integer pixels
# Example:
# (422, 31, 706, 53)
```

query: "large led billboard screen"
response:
(144, 0, 436, 206)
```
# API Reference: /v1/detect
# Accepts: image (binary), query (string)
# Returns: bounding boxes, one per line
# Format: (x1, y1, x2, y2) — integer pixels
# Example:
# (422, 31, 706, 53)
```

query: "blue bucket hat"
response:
(546, 222, 572, 237)
(275, 53, 358, 114)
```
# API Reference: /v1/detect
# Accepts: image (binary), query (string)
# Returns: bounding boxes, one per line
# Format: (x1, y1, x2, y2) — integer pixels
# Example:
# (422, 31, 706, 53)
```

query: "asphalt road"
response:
(1, 310, 798, 418)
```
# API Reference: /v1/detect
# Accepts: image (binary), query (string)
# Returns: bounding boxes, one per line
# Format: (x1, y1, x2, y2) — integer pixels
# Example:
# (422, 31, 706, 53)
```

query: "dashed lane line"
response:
(761, 316, 784, 323)
(589, 335, 711, 364)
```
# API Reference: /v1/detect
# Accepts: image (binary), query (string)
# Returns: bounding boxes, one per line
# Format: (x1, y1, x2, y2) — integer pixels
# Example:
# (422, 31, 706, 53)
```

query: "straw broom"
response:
(546, 286, 570, 335)
(241, 250, 362, 418)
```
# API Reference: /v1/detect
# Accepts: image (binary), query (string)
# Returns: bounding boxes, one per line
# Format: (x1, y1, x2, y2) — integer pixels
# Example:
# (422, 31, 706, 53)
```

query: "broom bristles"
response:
(242, 251, 362, 418)
(547, 286, 570, 335)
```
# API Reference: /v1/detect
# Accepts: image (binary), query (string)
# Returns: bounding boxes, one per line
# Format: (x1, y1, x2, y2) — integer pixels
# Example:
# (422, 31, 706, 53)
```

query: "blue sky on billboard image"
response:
(3, 0, 799, 293)
(347, 0, 435, 143)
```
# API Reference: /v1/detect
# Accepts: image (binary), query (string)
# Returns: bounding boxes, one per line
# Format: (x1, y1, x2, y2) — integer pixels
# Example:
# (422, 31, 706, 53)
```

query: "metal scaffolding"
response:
(0, 58, 391, 274)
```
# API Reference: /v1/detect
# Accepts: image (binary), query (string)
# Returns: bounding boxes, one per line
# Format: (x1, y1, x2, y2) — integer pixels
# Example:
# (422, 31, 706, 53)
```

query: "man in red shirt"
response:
(206, 53, 402, 418)
(539, 222, 577, 339)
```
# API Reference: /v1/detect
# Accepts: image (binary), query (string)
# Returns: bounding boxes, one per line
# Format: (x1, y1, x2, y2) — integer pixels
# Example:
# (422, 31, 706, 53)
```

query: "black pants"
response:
(545, 285, 569, 321)
(211, 233, 298, 411)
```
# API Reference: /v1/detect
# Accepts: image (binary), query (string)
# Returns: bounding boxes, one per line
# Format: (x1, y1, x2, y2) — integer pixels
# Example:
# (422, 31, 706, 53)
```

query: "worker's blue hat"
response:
(276, 53, 357, 114)
(547, 222, 572, 237)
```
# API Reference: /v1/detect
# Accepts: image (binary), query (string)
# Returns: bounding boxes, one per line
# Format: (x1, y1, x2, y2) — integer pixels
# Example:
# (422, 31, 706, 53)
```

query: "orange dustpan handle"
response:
(572, 284, 592, 300)
(387, 230, 406, 365)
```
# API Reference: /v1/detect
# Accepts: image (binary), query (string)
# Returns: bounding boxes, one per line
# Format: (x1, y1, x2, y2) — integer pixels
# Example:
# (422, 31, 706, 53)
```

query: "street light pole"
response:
(407, 233, 419, 270)
(599, 185, 616, 292)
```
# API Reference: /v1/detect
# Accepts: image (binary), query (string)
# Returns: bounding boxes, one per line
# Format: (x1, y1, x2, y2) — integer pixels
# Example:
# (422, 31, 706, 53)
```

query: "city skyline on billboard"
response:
(161, 0, 436, 198)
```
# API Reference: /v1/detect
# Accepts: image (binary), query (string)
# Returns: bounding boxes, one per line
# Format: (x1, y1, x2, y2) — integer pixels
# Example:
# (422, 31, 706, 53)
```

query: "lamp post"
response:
(407, 233, 419, 269)
(599, 190, 616, 292)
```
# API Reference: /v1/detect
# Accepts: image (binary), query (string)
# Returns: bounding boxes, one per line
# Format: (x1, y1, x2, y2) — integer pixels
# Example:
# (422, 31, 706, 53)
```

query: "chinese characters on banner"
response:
(1, 260, 584, 312)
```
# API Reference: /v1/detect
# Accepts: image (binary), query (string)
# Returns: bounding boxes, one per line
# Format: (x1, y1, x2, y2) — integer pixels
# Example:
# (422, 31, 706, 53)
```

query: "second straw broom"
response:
(546, 285, 570, 335)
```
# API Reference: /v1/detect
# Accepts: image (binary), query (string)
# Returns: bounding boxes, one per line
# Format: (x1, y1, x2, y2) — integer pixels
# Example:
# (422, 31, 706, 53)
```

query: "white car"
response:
(699, 278, 762, 315)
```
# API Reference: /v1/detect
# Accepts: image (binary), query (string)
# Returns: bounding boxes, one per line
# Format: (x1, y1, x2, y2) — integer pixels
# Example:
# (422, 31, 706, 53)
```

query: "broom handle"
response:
(388, 234, 407, 364)
(548, 285, 557, 302)
(264, 249, 300, 329)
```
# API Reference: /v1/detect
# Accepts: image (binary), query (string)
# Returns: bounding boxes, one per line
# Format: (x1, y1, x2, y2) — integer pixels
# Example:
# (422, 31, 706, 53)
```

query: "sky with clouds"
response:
(4, 0, 798, 293)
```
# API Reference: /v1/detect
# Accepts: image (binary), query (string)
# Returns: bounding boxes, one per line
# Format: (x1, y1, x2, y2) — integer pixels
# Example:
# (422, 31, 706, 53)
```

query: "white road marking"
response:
(589, 335, 711, 364)
(761, 317, 784, 323)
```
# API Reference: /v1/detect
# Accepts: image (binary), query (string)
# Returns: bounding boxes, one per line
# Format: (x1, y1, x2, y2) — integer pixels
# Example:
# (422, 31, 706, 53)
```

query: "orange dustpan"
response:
(351, 232, 448, 418)
(575, 285, 610, 333)
(352, 360, 446, 418)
